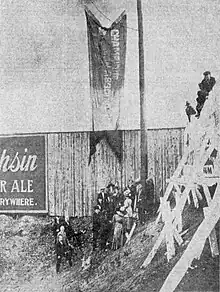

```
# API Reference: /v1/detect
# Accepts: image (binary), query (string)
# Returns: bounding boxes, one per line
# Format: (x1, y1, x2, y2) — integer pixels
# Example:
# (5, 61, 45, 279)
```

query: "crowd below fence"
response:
(52, 177, 155, 273)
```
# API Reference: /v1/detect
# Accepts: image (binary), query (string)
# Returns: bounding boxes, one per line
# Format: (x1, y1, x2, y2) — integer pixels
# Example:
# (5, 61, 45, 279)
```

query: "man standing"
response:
(56, 234, 73, 273)
(97, 187, 110, 212)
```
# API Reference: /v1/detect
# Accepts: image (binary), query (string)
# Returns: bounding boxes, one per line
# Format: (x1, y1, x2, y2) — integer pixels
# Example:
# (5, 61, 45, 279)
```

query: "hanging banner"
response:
(0, 135, 47, 213)
(85, 9, 127, 131)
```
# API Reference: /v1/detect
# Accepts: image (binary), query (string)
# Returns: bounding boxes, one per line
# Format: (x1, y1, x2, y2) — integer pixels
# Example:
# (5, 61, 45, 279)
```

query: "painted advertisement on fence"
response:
(0, 135, 47, 213)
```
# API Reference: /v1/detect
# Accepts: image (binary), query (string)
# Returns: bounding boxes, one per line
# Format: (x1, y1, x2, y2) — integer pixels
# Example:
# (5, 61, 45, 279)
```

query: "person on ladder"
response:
(185, 101, 196, 122)
(195, 71, 216, 118)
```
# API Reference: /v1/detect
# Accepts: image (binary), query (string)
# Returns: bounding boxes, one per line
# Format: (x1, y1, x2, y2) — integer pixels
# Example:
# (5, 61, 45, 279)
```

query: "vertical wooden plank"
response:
(55, 133, 60, 216)
(77, 132, 82, 217)
(69, 133, 74, 217)
(59, 133, 63, 216)
(121, 130, 125, 188)
(79, 132, 83, 217)
(48, 134, 55, 216)
(66, 133, 71, 218)
(82, 132, 88, 216)
(86, 132, 92, 216)
(72, 133, 76, 217)
(122, 130, 126, 187)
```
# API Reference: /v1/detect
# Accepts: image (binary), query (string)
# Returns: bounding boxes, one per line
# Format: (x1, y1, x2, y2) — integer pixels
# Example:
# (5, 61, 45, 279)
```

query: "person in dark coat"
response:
(145, 175, 155, 214)
(185, 101, 196, 122)
(198, 71, 216, 94)
(56, 234, 73, 273)
(128, 179, 136, 210)
(97, 187, 110, 213)
(106, 183, 115, 197)
(92, 206, 101, 250)
(99, 210, 112, 250)
(111, 186, 123, 214)
(195, 90, 208, 118)
(196, 71, 216, 118)
(72, 228, 85, 252)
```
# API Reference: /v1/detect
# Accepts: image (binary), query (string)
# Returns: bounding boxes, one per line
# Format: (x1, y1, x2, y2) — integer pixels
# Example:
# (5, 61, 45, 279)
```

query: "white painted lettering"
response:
(20, 180, 27, 192)
(0, 150, 10, 172)
(28, 180, 33, 192)
(11, 180, 19, 192)
(0, 180, 7, 193)
(0, 149, 38, 173)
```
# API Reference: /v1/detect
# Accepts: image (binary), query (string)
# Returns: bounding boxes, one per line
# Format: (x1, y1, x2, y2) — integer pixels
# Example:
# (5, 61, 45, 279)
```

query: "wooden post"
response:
(159, 191, 220, 292)
(125, 221, 137, 245)
(203, 207, 219, 257)
(174, 189, 182, 233)
(164, 201, 175, 261)
(137, 0, 147, 192)
(141, 228, 165, 268)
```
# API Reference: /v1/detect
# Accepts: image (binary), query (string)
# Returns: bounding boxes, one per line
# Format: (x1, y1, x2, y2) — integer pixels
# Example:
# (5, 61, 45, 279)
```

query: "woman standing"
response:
(123, 189, 133, 236)
(112, 207, 125, 250)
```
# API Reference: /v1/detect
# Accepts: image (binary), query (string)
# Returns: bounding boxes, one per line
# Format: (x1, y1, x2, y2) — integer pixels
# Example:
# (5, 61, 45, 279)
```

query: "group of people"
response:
(185, 71, 216, 122)
(93, 177, 154, 251)
(52, 216, 85, 273)
(52, 176, 155, 273)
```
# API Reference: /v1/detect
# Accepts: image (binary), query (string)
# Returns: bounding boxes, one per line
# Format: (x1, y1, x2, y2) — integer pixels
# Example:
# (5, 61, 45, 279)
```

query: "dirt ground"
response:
(0, 205, 219, 292)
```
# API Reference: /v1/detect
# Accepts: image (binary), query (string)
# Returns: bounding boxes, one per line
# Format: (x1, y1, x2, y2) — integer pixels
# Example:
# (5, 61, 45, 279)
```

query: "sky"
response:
(0, 0, 220, 134)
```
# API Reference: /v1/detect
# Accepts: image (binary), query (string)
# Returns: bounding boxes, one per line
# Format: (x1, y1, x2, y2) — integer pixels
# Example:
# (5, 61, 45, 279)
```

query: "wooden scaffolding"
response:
(141, 89, 220, 292)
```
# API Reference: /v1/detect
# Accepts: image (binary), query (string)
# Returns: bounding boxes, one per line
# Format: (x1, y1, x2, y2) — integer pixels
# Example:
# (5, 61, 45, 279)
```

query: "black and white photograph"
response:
(0, 0, 219, 291)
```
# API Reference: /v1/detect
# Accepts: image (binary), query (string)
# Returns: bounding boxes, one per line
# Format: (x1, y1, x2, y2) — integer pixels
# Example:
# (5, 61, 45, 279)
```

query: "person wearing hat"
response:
(111, 206, 125, 250)
(56, 233, 73, 273)
(106, 183, 115, 220)
(97, 187, 110, 212)
(198, 71, 216, 94)
(185, 101, 196, 122)
(196, 71, 216, 118)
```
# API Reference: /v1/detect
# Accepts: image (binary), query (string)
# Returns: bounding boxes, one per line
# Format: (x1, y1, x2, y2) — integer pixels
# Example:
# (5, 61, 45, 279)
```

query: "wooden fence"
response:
(47, 128, 185, 217)
(147, 127, 185, 202)
(47, 130, 141, 217)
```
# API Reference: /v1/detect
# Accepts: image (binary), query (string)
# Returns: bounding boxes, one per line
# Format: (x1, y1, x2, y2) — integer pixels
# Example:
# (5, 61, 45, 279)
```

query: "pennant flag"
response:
(85, 8, 127, 131)
(88, 130, 122, 165)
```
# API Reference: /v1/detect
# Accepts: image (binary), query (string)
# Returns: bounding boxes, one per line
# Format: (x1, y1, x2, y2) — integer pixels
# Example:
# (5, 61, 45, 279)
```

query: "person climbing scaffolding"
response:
(185, 101, 196, 122)
(198, 71, 216, 94)
(195, 71, 216, 118)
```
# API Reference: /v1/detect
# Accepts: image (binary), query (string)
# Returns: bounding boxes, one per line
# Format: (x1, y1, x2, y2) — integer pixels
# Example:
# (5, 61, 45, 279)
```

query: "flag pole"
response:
(137, 0, 147, 190)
